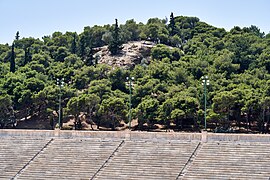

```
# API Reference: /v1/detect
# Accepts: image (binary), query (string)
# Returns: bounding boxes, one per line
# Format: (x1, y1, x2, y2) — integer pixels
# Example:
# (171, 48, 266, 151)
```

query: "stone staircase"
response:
(93, 140, 199, 180)
(181, 142, 270, 179)
(15, 139, 122, 180)
(0, 137, 50, 180)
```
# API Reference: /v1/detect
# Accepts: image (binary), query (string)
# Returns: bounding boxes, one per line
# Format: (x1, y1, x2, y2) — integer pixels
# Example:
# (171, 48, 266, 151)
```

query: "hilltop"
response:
(0, 14, 270, 133)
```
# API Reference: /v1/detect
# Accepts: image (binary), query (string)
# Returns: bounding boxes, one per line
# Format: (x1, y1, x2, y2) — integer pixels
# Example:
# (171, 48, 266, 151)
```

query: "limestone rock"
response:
(94, 41, 155, 69)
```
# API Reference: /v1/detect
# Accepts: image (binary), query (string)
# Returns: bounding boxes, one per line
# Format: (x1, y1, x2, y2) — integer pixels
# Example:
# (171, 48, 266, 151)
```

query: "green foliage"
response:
(88, 79, 112, 100)
(109, 67, 128, 92)
(55, 46, 70, 62)
(66, 96, 81, 118)
(151, 44, 183, 61)
(71, 33, 77, 54)
(122, 19, 141, 41)
(168, 12, 177, 36)
(136, 97, 159, 127)
(99, 97, 127, 129)
(0, 14, 269, 132)
(0, 94, 13, 119)
(10, 43, 15, 72)
(108, 19, 123, 55)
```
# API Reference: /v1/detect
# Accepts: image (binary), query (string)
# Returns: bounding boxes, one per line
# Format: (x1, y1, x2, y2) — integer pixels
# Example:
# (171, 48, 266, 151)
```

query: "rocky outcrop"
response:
(94, 41, 155, 68)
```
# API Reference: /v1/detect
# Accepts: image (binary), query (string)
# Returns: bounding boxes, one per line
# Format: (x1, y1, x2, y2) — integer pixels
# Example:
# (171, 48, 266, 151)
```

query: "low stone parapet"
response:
(130, 131, 201, 141)
(206, 133, 270, 142)
(1, 129, 270, 142)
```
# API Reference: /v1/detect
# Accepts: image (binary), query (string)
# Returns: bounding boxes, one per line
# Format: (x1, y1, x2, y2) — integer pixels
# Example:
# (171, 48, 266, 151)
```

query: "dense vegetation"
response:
(1, 13, 270, 133)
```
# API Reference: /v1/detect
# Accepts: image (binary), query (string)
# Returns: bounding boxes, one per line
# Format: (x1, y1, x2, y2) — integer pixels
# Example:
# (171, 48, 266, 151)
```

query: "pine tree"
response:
(10, 43, 15, 72)
(169, 12, 176, 36)
(108, 19, 122, 55)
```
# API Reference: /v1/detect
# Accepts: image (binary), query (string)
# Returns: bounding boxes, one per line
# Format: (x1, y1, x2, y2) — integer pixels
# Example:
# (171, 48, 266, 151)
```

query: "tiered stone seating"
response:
(1, 131, 270, 179)
(0, 137, 50, 179)
(16, 139, 122, 179)
(93, 140, 199, 180)
(182, 142, 270, 179)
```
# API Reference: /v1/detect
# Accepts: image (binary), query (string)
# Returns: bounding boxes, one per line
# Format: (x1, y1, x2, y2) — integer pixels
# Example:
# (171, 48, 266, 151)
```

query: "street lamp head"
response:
(202, 75, 208, 80)
(126, 77, 135, 81)
(202, 76, 210, 86)
(56, 78, 65, 87)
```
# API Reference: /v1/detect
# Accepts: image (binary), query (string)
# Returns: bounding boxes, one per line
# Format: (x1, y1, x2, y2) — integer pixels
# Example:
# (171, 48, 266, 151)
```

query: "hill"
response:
(0, 14, 270, 133)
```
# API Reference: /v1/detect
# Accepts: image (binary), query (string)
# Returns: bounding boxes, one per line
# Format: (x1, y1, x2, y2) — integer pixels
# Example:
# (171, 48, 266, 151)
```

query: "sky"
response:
(0, 0, 270, 44)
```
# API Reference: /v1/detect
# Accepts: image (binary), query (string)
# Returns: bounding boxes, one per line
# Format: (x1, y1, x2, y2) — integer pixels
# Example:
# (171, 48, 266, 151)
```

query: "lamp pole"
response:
(57, 78, 64, 129)
(126, 77, 134, 130)
(202, 76, 210, 130)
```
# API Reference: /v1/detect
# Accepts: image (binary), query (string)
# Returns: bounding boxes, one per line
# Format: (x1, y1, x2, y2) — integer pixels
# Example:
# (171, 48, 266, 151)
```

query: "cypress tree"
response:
(15, 31, 20, 41)
(14, 31, 20, 48)
(10, 43, 15, 72)
(79, 36, 86, 58)
(71, 33, 77, 54)
(108, 19, 122, 55)
(169, 12, 176, 36)
(23, 47, 31, 65)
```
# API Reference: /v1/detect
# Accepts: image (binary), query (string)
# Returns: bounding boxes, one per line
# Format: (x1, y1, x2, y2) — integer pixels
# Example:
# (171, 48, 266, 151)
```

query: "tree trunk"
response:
(90, 123, 94, 130)
(97, 122, 100, 130)
(265, 108, 269, 133)
(25, 107, 28, 121)
(111, 116, 115, 130)
(175, 119, 180, 131)
(166, 119, 170, 132)
(138, 119, 143, 130)
(262, 107, 265, 133)
(193, 116, 198, 131)
(236, 109, 241, 130)
(248, 109, 252, 130)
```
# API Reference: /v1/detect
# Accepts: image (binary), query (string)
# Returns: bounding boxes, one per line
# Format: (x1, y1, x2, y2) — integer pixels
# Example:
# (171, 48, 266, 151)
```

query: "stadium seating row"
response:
(0, 136, 269, 179)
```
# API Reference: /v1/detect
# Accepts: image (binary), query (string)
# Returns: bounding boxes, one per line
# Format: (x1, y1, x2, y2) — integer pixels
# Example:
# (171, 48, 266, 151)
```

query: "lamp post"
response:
(57, 78, 64, 129)
(126, 77, 134, 130)
(202, 76, 210, 130)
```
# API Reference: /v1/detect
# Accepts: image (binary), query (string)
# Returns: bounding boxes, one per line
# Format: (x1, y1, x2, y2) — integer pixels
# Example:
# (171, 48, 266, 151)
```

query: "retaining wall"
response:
(0, 129, 270, 142)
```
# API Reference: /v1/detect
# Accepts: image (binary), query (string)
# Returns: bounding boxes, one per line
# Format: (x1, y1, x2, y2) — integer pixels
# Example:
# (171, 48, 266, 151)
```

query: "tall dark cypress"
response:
(169, 12, 176, 36)
(71, 33, 77, 54)
(14, 31, 20, 48)
(10, 43, 15, 72)
(15, 31, 20, 41)
(108, 19, 122, 55)
(23, 47, 31, 65)
(79, 36, 86, 58)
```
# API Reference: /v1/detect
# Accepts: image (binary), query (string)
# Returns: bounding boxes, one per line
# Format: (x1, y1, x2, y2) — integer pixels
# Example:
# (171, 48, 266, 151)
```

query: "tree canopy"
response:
(0, 14, 270, 133)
